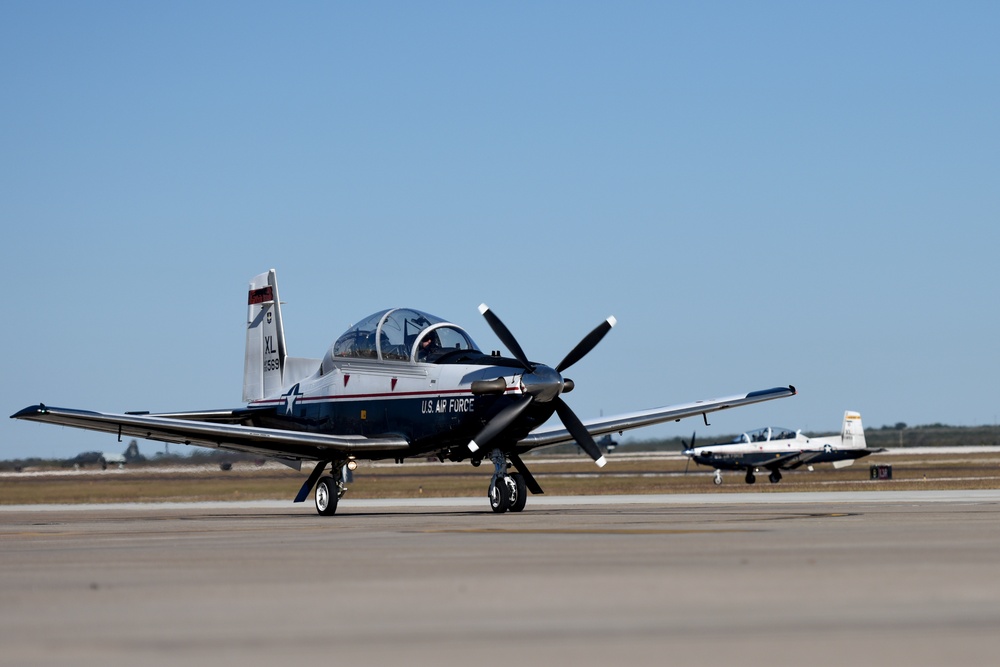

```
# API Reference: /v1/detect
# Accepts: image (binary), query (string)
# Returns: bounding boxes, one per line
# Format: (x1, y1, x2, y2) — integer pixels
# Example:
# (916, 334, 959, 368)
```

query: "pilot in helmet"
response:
(418, 331, 440, 361)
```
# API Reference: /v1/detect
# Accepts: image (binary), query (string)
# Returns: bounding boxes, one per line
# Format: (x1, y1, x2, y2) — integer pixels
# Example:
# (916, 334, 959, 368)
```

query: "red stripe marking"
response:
(248, 286, 274, 305)
(249, 386, 517, 407)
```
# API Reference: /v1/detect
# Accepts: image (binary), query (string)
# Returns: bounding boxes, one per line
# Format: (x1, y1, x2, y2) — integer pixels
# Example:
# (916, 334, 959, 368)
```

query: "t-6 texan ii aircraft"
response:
(12, 270, 796, 514)
(682, 411, 883, 485)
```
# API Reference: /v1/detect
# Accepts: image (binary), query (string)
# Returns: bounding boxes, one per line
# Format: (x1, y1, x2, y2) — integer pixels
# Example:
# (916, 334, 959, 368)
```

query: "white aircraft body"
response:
(684, 411, 883, 484)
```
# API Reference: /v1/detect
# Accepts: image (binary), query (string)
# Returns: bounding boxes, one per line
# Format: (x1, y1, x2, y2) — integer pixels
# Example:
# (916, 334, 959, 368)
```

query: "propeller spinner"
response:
(467, 305, 616, 468)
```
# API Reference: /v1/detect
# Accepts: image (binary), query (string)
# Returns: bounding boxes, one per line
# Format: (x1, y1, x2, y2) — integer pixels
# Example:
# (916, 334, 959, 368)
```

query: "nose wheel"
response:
(487, 449, 528, 513)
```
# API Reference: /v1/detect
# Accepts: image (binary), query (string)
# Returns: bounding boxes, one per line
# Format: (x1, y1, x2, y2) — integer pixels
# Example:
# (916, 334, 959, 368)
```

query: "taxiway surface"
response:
(3, 491, 1000, 666)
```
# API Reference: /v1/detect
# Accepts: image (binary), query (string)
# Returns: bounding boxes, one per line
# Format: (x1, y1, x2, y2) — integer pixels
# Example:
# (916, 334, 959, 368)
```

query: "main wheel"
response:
(745, 470, 756, 484)
(508, 473, 527, 512)
(315, 476, 340, 516)
(769, 470, 782, 484)
(489, 477, 510, 513)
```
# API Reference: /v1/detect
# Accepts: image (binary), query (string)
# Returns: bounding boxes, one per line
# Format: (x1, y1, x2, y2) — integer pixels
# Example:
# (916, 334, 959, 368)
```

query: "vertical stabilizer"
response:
(841, 411, 866, 450)
(243, 270, 287, 402)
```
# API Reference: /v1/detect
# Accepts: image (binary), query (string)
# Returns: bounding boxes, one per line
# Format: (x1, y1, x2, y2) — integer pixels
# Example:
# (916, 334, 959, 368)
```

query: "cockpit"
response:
(734, 426, 797, 443)
(327, 308, 481, 365)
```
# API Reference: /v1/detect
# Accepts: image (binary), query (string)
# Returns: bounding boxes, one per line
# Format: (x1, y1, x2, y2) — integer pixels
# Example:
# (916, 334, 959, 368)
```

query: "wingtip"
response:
(11, 404, 46, 419)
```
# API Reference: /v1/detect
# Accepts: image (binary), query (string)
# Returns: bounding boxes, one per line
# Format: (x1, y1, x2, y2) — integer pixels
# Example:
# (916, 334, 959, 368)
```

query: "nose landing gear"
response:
(487, 448, 527, 513)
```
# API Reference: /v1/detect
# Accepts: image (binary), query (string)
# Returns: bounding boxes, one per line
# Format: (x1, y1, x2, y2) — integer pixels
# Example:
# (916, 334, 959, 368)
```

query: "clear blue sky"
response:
(3, 2, 998, 460)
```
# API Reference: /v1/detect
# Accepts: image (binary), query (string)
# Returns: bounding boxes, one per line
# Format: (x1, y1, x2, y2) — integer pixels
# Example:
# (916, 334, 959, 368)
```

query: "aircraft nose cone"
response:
(520, 365, 564, 402)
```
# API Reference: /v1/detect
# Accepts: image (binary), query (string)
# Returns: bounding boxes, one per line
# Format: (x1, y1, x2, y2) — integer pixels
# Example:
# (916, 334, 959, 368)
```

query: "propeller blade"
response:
(554, 397, 606, 467)
(509, 452, 544, 495)
(468, 396, 534, 453)
(682, 432, 695, 474)
(556, 316, 616, 373)
(479, 304, 533, 371)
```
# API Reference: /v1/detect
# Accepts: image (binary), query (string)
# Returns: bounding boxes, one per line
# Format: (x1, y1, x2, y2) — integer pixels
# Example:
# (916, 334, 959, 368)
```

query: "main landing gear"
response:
(713, 468, 783, 486)
(487, 448, 527, 513)
(740, 468, 782, 485)
(314, 467, 347, 516)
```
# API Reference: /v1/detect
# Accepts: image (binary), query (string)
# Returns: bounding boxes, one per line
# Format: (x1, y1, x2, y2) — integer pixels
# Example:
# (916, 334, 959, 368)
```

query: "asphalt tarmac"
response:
(3, 491, 1000, 667)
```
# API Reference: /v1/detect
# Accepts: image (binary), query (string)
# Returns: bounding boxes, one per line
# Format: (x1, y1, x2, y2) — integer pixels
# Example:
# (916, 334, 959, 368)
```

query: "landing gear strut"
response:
(487, 448, 527, 513)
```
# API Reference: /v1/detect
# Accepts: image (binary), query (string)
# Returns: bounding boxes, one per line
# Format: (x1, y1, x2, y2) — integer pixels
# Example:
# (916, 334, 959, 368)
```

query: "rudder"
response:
(243, 269, 287, 402)
(841, 411, 866, 449)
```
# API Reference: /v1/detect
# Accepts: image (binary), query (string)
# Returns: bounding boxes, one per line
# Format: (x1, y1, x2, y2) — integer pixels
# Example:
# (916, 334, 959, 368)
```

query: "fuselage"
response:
(246, 356, 553, 461)
(686, 425, 859, 471)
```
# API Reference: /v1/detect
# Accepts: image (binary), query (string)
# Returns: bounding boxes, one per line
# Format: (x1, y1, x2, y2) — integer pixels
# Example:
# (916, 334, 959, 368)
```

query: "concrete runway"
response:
(3, 491, 1000, 666)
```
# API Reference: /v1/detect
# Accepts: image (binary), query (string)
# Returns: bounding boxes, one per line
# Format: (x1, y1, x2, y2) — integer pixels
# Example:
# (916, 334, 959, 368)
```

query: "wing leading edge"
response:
(10, 404, 410, 462)
(516, 385, 797, 450)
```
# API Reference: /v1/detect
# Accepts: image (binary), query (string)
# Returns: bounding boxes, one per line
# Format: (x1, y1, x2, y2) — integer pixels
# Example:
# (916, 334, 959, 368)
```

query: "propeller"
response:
(682, 431, 696, 474)
(467, 305, 615, 468)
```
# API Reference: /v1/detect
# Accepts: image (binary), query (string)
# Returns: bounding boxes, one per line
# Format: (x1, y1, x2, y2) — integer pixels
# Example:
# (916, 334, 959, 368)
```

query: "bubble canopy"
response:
(733, 426, 798, 444)
(329, 308, 481, 364)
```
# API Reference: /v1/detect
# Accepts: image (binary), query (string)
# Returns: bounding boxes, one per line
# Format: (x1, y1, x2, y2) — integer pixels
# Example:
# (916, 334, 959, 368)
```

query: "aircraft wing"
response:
(10, 404, 410, 462)
(517, 386, 796, 450)
(759, 451, 820, 470)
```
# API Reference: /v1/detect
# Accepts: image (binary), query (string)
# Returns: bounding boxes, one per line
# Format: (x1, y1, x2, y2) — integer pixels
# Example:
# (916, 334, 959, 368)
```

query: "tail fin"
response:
(841, 411, 866, 449)
(243, 270, 287, 402)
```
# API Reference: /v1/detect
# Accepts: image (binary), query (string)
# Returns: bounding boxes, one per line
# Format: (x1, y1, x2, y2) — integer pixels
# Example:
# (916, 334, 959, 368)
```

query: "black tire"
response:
(489, 477, 509, 513)
(509, 473, 527, 512)
(769, 470, 782, 484)
(315, 476, 339, 516)
(745, 470, 756, 484)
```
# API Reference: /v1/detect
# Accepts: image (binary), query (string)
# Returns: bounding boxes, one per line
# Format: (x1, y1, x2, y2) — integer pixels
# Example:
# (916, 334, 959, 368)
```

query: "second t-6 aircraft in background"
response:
(683, 411, 885, 485)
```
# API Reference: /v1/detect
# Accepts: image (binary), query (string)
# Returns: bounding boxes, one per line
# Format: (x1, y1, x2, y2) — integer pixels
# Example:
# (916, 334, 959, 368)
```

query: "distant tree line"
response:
(0, 440, 267, 471)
